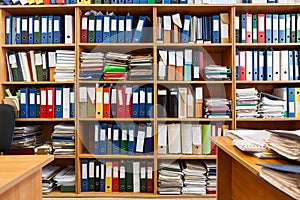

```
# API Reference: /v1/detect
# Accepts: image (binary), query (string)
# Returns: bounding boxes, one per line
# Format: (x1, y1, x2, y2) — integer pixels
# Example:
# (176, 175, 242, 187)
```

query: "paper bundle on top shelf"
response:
(181, 160, 207, 195)
(128, 54, 153, 80)
(54, 50, 75, 82)
(204, 98, 231, 118)
(51, 123, 75, 155)
(236, 88, 260, 118)
(258, 93, 286, 118)
(79, 52, 104, 80)
(158, 161, 183, 195)
(203, 64, 231, 81)
(103, 52, 130, 80)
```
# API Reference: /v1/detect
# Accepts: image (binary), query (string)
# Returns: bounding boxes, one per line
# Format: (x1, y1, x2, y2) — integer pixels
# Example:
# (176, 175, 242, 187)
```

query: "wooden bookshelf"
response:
(1, 3, 298, 199)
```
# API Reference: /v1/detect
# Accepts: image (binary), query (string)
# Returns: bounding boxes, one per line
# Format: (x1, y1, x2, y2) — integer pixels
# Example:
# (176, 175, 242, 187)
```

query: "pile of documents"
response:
(51, 123, 75, 155)
(203, 64, 231, 80)
(53, 165, 76, 192)
(79, 52, 104, 80)
(267, 130, 300, 161)
(54, 50, 75, 81)
(236, 88, 260, 118)
(103, 52, 130, 80)
(203, 98, 231, 118)
(257, 164, 300, 200)
(42, 165, 61, 194)
(181, 160, 207, 195)
(11, 125, 43, 149)
(203, 160, 217, 194)
(158, 161, 183, 194)
(258, 93, 286, 118)
(128, 54, 153, 80)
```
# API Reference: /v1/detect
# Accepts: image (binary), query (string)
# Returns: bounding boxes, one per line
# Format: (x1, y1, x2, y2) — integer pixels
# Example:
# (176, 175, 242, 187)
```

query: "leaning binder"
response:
(132, 16, 151, 43)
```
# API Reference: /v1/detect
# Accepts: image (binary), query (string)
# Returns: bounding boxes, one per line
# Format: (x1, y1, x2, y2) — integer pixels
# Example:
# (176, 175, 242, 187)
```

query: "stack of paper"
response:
(203, 98, 231, 118)
(79, 52, 104, 80)
(42, 165, 61, 194)
(181, 160, 207, 195)
(267, 130, 300, 161)
(236, 88, 260, 118)
(11, 125, 43, 148)
(258, 93, 286, 118)
(51, 123, 75, 155)
(128, 54, 153, 80)
(103, 52, 130, 80)
(257, 164, 300, 200)
(202, 160, 217, 194)
(203, 64, 231, 80)
(53, 165, 76, 192)
(54, 50, 75, 81)
(158, 161, 183, 195)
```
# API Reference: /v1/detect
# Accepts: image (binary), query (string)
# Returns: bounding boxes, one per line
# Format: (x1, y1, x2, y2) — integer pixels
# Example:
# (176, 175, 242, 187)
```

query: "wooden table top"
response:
(0, 155, 54, 195)
(211, 136, 289, 175)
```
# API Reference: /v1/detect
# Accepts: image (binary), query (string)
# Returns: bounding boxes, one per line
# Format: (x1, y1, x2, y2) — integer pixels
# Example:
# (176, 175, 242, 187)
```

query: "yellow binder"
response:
(105, 162, 112, 192)
(96, 87, 103, 119)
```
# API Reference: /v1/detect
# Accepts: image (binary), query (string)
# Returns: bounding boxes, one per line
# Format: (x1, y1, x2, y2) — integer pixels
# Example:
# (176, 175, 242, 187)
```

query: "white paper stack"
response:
(54, 50, 75, 81)
(236, 88, 259, 118)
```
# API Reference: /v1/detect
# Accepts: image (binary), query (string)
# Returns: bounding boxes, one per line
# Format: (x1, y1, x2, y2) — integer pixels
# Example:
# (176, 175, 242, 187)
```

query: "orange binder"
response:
(168, 50, 176, 81)
(257, 14, 265, 43)
(175, 51, 183, 81)
(195, 87, 203, 118)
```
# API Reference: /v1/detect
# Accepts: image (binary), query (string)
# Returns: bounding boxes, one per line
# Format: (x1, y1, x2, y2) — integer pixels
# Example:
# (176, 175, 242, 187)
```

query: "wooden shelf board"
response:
(2, 44, 75, 49)
(157, 118, 233, 122)
(79, 154, 154, 159)
(237, 80, 300, 84)
(157, 154, 216, 160)
(54, 155, 76, 159)
(16, 118, 75, 122)
(157, 81, 232, 84)
(2, 81, 75, 85)
(79, 118, 154, 122)
(78, 80, 153, 84)
(236, 118, 300, 122)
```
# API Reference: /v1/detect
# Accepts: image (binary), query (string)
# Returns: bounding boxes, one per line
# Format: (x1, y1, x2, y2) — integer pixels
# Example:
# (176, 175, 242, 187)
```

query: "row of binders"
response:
(5, 15, 74, 45)
(157, 13, 229, 44)
(236, 49, 300, 81)
(157, 123, 228, 155)
(6, 50, 75, 82)
(93, 123, 153, 155)
(2, 0, 299, 6)
(236, 13, 300, 44)
(79, 86, 153, 118)
(157, 87, 203, 118)
(0, 0, 240, 5)
(19, 87, 75, 118)
(81, 160, 154, 193)
(158, 49, 231, 81)
(81, 11, 151, 43)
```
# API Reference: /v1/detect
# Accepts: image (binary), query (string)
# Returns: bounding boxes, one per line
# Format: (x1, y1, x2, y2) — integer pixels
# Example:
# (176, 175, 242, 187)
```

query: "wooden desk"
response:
(211, 136, 293, 200)
(0, 155, 54, 200)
